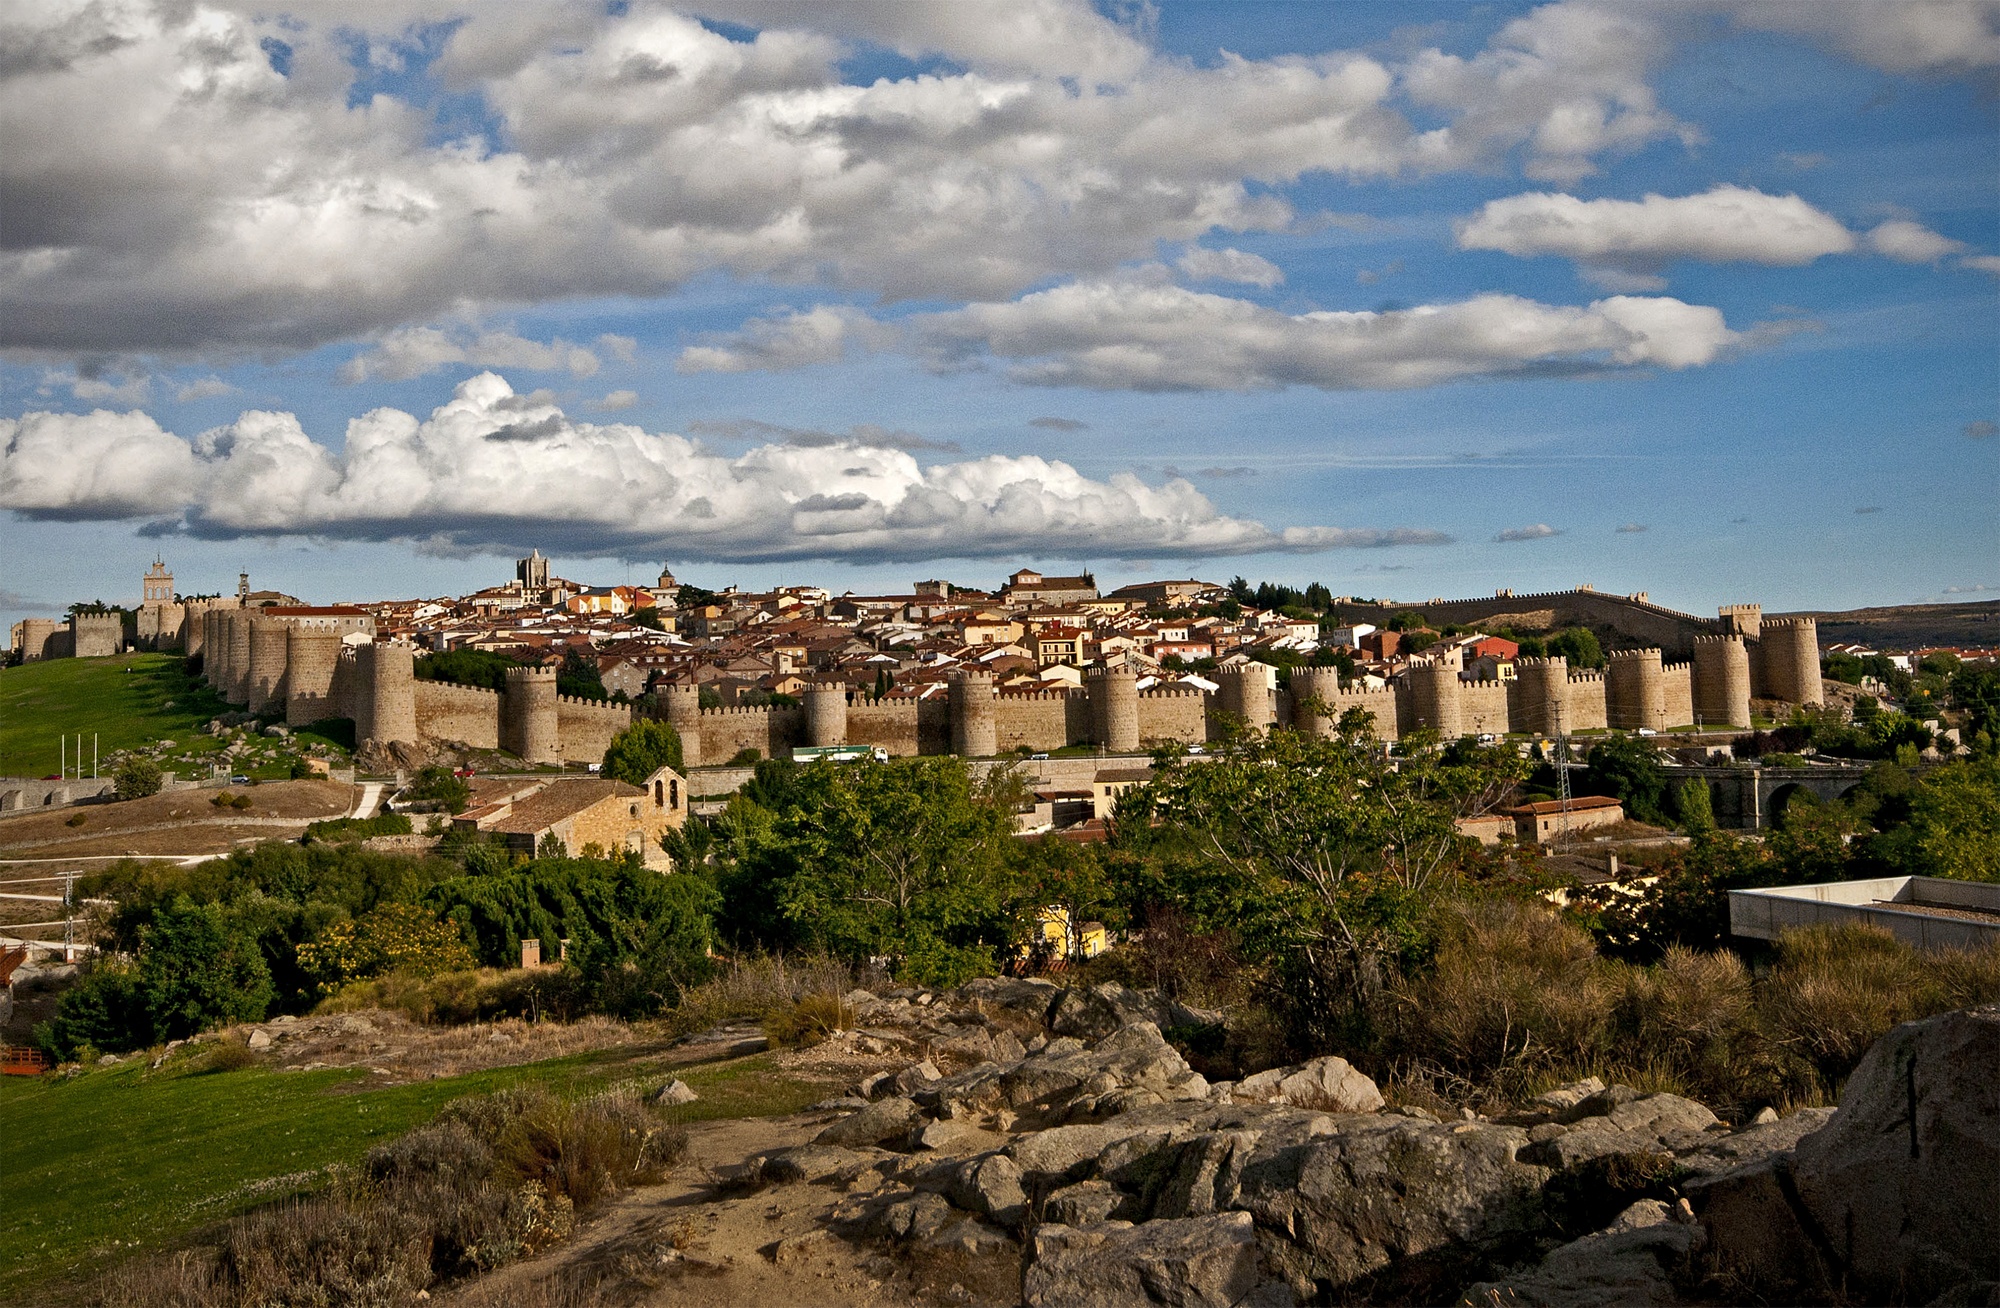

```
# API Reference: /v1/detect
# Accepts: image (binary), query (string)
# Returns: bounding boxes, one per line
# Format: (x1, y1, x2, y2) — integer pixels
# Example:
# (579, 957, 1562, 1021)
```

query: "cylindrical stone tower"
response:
(1406, 661, 1466, 738)
(1756, 618, 1822, 707)
(1214, 663, 1277, 735)
(197, 609, 218, 677)
(662, 682, 703, 769)
(361, 642, 420, 747)
(804, 682, 850, 748)
(1288, 667, 1342, 739)
(502, 666, 560, 764)
(1515, 656, 1571, 737)
(223, 609, 254, 705)
(1089, 665, 1141, 753)
(1691, 634, 1752, 728)
(284, 626, 343, 726)
(183, 603, 207, 660)
(246, 617, 289, 713)
(950, 670, 997, 757)
(1605, 649, 1668, 732)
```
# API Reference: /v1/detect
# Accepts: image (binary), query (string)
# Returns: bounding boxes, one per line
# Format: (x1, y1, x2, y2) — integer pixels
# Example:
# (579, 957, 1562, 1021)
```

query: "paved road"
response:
(348, 782, 384, 819)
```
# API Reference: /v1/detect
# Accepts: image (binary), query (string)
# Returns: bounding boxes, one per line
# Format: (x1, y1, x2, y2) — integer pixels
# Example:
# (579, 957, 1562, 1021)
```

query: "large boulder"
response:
(1525, 1092, 1719, 1170)
(1049, 982, 1224, 1042)
(1229, 1056, 1384, 1114)
(814, 1095, 924, 1148)
(1790, 1004, 2000, 1302)
(1232, 1116, 1550, 1290)
(1023, 1213, 1261, 1308)
(1460, 1199, 1697, 1308)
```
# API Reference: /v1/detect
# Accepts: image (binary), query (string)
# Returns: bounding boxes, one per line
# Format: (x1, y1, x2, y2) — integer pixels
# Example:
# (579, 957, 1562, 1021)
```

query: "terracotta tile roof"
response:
(485, 778, 645, 834)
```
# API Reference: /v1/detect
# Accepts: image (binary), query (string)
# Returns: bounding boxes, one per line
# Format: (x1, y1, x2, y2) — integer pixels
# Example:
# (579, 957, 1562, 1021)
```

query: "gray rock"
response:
(943, 1153, 1029, 1226)
(1462, 1199, 1696, 1307)
(762, 1145, 871, 1185)
(854, 1069, 894, 1100)
(651, 1078, 699, 1106)
(1684, 1154, 1828, 1297)
(1230, 1056, 1383, 1113)
(919, 1217, 1017, 1257)
(1530, 1077, 1606, 1114)
(954, 974, 1064, 1027)
(815, 1095, 924, 1148)
(1023, 1212, 1260, 1308)
(246, 1029, 273, 1050)
(1675, 1107, 1833, 1177)
(1048, 981, 1224, 1042)
(1153, 1130, 1261, 1219)
(1748, 1106, 1778, 1126)
(1044, 1179, 1126, 1226)
(1559, 1083, 1643, 1123)
(865, 1189, 957, 1243)
(1528, 1092, 1719, 1169)
(914, 1119, 992, 1153)
(890, 1059, 941, 1097)
(1233, 1116, 1549, 1289)
(1792, 1004, 2000, 1302)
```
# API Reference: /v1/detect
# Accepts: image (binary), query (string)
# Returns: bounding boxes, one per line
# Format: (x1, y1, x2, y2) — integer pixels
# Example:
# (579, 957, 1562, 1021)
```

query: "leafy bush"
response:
(726, 747, 762, 765)
(896, 936, 995, 989)
(296, 902, 479, 996)
(302, 812, 414, 844)
(114, 758, 164, 801)
(600, 718, 682, 784)
(403, 765, 471, 814)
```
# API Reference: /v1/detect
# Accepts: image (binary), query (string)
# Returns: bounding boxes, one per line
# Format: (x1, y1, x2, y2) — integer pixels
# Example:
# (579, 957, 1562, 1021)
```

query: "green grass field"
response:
(0, 654, 231, 778)
(0, 1043, 829, 1291)
(0, 654, 350, 782)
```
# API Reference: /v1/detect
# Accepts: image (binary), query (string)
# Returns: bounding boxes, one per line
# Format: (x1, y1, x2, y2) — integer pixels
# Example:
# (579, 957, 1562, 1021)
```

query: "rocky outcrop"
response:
(736, 977, 1996, 1308)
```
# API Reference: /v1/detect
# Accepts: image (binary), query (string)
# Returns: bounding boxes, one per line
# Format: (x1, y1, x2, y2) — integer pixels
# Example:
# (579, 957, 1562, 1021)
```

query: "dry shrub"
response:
(1758, 924, 2000, 1089)
(84, 1088, 685, 1307)
(667, 952, 865, 1038)
(317, 968, 553, 1026)
(196, 1041, 258, 1075)
(1386, 899, 1618, 1094)
(761, 992, 853, 1049)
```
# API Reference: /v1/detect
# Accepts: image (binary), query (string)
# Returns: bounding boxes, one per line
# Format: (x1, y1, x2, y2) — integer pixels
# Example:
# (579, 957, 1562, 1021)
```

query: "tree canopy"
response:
(601, 719, 683, 784)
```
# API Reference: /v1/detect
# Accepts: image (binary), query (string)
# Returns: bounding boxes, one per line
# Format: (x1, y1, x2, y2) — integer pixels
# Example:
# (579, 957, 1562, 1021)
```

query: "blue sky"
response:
(1, 0, 1994, 625)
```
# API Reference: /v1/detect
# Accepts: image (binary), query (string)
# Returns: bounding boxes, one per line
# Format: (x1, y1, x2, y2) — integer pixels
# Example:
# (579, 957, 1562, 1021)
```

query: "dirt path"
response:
(446, 1111, 1021, 1308)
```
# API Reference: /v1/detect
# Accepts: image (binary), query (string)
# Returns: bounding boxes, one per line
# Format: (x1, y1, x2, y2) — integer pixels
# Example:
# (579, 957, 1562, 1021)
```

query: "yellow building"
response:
(454, 765, 686, 868)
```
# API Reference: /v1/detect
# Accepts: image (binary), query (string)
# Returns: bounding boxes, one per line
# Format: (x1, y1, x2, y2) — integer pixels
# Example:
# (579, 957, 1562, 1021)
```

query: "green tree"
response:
(404, 764, 471, 813)
(37, 961, 147, 1057)
(753, 758, 1017, 969)
(1118, 727, 1530, 1043)
(1580, 735, 1669, 825)
(627, 607, 665, 631)
(1873, 757, 2000, 881)
(413, 648, 520, 690)
(1675, 778, 1716, 833)
(1546, 627, 1605, 669)
(296, 902, 477, 996)
(138, 895, 275, 1041)
(600, 719, 683, 784)
(113, 757, 164, 801)
(557, 646, 607, 700)
(1012, 837, 1126, 962)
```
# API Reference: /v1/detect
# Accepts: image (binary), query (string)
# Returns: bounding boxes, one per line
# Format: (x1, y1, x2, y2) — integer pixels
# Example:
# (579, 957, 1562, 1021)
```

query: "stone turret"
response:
(358, 643, 419, 747)
(1088, 665, 1140, 753)
(804, 682, 850, 748)
(502, 666, 560, 764)
(245, 617, 289, 712)
(1605, 648, 1668, 732)
(1407, 661, 1466, 738)
(1214, 663, 1277, 735)
(1691, 633, 1752, 728)
(284, 626, 344, 726)
(661, 682, 703, 769)
(1514, 657, 1571, 737)
(1288, 666, 1343, 739)
(223, 609, 253, 704)
(950, 670, 997, 757)
(1757, 617, 1822, 707)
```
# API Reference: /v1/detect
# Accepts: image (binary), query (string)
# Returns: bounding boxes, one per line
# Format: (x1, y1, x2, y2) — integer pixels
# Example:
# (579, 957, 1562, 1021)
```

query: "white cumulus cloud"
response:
(340, 327, 603, 383)
(1457, 185, 1857, 286)
(1863, 219, 1970, 264)
(1176, 247, 1285, 288)
(1729, 1, 2000, 77)
(0, 372, 1452, 562)
(911, 281, 1740, 391)
(1495, 523, 1563, 542)
(677, 306, 885, 374)
(0, 0, 1710, 355)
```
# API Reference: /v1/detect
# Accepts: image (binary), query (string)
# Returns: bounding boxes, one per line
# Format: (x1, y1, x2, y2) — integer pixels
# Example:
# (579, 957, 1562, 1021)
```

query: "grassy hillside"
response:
(0, 1043, 826, 1291)
(0, 654, 231, 779)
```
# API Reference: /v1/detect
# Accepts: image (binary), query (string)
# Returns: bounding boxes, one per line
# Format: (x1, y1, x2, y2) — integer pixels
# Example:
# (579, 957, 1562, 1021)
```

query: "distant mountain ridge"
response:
(1772, 598, 2000, 650)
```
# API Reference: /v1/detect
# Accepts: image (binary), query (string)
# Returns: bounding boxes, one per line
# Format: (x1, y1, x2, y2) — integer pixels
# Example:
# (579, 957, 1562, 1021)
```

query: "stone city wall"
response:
(846, 699, 924, 756)
(1136, 687, 1208, 746)
(414, 680, 503, 750)
(555, 694, 635, 764)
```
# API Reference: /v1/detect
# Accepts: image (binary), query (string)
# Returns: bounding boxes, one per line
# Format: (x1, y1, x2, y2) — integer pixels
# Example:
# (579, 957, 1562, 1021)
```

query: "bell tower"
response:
(142, 557, 174, 604)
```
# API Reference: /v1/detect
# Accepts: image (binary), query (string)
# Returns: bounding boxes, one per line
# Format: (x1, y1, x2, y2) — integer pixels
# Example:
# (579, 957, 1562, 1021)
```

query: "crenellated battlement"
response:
(1514, 656, 1570, 670)
(1606, 648, 1663, 662)
(557, 694, 631, 711)
(996, 689, 1085, 702)
(1691, 632, 1744, 646)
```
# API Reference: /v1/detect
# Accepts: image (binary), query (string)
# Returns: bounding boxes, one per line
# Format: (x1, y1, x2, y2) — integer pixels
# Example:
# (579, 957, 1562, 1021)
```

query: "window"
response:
(630, 803, 640, 817)
(670, 780, 679, 808)
(654, 779, 664, 806)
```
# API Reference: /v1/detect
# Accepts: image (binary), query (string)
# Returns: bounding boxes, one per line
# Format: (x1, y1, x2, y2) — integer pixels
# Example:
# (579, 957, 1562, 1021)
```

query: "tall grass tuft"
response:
(87, 1087, 686, 1306)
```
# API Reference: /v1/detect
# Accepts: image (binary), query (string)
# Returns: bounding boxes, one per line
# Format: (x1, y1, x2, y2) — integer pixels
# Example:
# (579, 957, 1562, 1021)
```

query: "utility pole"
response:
(93, 733, 98, 779)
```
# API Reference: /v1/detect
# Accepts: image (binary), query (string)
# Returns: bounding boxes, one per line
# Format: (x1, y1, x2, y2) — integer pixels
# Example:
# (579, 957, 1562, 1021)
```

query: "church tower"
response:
(142, 557, 174, 604)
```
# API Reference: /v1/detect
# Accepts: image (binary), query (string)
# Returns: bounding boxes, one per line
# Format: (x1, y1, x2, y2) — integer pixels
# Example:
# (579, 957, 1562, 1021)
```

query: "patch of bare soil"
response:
(444, 1111, 1020, 1308)
(221, 1009, 644, 1086)
(0, 780, 356, 855)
